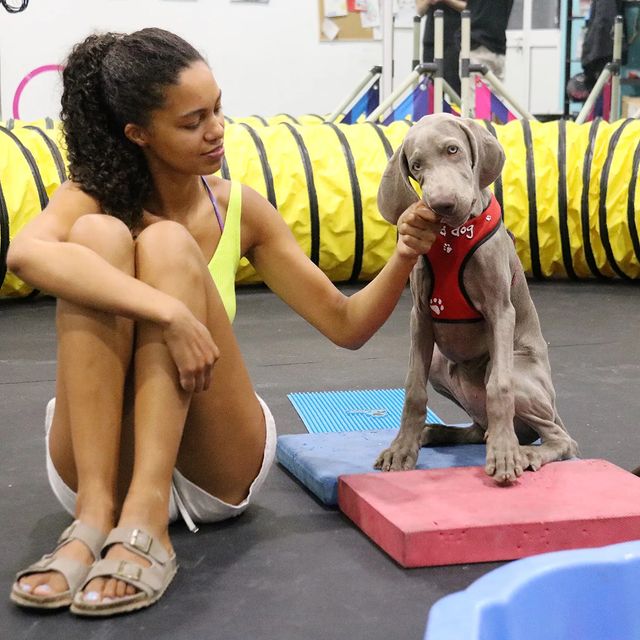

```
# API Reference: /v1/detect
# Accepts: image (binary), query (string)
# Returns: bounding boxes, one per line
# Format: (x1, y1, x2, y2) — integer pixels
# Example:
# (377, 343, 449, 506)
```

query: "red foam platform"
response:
(338, 459, 640, 568)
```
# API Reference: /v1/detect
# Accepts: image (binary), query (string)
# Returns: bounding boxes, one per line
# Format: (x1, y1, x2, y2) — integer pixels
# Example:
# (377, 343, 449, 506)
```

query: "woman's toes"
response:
(115, 580, 128, 598)
(125, 584, 136, 596)
(82, 590, 102, 603)
(81, 577, 105, 603)
(17, 578, 34, 593)
(102, 578, 118, 599)
(20, 572, 69, 596)
(32, 583, 54, 596)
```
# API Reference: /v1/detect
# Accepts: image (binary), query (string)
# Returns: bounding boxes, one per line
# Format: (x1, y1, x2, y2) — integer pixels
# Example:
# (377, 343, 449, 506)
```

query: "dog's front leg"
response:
(482, 297, 524, 484)
(375, 277, 434, 471)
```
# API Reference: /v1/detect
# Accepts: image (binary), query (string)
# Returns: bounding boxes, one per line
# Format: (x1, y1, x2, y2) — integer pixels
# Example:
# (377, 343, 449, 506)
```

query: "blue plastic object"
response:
(425, 540, 640, 640)
(287, 388, 442, 434)
(276, 428, 487, 505)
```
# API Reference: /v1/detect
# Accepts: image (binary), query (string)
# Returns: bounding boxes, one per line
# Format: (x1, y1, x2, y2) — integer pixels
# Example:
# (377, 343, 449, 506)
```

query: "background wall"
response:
(0, 0, 415, 121)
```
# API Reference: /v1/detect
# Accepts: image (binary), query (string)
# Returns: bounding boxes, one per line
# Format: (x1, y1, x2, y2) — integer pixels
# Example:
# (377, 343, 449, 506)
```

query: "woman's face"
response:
(134, 60, 226, 176)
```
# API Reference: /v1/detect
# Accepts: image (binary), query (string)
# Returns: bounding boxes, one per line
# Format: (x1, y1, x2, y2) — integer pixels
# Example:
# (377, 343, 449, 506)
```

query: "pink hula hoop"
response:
(12, 64, 64, 119)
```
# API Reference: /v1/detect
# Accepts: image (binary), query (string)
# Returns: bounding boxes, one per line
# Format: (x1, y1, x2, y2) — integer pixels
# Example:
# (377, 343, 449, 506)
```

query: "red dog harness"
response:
(424, 195, 502, 323)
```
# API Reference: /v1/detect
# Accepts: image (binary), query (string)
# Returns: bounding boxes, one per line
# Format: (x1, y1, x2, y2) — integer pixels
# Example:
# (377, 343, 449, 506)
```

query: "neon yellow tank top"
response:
(207, 181, 241, 322)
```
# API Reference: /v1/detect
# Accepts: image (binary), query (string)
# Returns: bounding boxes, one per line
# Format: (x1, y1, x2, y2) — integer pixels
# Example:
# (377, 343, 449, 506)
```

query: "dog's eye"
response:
(411, 161, 421, 173)
(447, 145, 459, 155)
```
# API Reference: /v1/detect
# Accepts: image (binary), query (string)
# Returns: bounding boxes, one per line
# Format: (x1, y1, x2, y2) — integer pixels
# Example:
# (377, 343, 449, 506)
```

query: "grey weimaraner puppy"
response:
(375, 113, 577, 483)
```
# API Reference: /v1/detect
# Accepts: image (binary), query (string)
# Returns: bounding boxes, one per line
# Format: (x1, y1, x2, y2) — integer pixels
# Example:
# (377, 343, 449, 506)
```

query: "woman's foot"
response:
(11, 520, 108, 609)
(76, 524, 174, 605)
(70, 522, 177, 617)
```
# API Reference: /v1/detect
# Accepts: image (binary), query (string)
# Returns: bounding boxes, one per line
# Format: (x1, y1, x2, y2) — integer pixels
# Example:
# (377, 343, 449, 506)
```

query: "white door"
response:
(504, 0, 563, 115)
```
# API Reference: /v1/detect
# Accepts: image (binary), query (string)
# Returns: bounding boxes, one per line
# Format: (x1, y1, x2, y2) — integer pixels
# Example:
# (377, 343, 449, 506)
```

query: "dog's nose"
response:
(429, 197, 456, 218)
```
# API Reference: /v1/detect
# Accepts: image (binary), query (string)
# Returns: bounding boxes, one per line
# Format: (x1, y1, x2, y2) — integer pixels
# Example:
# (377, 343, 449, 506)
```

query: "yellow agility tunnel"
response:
(1, 118, 639, 298)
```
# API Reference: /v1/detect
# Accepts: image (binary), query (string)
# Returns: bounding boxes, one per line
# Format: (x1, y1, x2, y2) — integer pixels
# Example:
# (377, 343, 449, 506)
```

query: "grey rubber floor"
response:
(2, 281, 639, 639)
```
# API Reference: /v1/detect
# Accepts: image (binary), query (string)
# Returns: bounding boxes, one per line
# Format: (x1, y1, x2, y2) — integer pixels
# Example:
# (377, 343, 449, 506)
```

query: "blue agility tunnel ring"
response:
(425, 540, 640, 640)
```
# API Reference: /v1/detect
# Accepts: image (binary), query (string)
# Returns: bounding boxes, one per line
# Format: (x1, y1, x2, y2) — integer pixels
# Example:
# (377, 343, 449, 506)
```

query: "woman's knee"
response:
(68, 214, 134, 272)
(135, 221, 205, 283)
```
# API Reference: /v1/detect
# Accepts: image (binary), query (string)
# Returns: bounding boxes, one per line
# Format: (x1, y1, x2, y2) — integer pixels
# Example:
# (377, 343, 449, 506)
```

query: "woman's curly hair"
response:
(60, 28, 205, 228)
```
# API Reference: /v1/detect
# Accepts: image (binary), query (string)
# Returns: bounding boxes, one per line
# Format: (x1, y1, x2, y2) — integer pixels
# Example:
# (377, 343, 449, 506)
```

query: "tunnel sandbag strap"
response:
(0, 126, 48, 210)
(521, 119, 542, 280)
(323, 122, 363, 282)
(629, 143, 640, 265)
(598, 119, 635, 280)
(556, 119, 577, 280)
(220, 156, 231, 180)
(580, 120, 605, 278)
(275, 113, 300, 125)
(282, 122, 320, 265)
(250, 114, 269, 127)
(239, 122, 277, 209)
(366, 121, 393, 159)
(483, 121, 504, 211)
(491, 120, 531, 272)
(0, 183, 9, 288)
(24, 125, 67, 183)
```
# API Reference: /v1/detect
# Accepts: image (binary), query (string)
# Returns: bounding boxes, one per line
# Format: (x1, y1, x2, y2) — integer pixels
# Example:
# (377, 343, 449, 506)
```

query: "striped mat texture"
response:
(287, 388, 443, 434)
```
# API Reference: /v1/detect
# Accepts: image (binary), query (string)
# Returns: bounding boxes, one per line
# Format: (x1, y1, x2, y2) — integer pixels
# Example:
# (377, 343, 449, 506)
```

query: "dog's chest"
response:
(423, 196, 502, 323)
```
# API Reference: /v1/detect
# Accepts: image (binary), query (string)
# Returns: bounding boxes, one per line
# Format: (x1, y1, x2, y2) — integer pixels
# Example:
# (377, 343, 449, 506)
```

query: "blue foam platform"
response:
(276, 428, 487, 505)
(287, 388, 442, 434)
(425, 539, 640, 640)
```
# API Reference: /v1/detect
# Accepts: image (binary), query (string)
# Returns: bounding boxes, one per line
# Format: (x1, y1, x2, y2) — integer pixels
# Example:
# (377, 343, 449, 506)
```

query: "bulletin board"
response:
(318, 0, 375, 41)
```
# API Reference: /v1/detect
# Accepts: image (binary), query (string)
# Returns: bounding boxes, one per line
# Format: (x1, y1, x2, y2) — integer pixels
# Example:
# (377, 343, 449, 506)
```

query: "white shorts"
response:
(44, 395, 276, 532)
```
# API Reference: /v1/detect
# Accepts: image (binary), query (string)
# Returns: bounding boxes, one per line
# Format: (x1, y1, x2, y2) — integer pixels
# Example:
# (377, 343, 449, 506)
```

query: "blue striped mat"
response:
(287, 388, 443, 434)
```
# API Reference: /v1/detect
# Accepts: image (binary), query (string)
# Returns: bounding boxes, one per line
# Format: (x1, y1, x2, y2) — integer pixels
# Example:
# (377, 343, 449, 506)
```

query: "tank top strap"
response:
(200, 175, 224, 231)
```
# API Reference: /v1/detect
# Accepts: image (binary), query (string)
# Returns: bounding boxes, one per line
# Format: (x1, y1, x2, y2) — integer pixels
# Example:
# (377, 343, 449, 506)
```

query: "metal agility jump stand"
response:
(366, 9, 534, 124)
(325, 66, 383, 124)
(329, 6, 545, 125)
(366, 10, 458, 122)
(458, 10, 535, 121)
(575, 15, 623, 124)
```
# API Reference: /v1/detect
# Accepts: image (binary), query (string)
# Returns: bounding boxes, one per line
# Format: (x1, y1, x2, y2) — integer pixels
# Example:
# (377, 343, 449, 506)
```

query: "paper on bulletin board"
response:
(360, 0, 380, 28)
(322, 18, 340, 40)
(318, 0, 375, 41)
(324, 0, 348, 17)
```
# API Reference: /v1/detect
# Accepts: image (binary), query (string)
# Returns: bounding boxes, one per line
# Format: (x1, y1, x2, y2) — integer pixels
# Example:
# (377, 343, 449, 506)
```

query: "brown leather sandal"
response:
(10, 520, 107, 610)
(70, 526, 177, 617)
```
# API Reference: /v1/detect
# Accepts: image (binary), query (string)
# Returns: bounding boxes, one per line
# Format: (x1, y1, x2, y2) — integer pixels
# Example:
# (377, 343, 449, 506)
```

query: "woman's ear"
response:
(124, 123, 148, 147)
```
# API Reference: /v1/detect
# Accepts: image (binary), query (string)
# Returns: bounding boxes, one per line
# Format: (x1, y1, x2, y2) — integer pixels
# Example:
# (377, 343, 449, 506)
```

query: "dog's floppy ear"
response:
(458, 118, 505, 189)
(377, 140, 420, 225)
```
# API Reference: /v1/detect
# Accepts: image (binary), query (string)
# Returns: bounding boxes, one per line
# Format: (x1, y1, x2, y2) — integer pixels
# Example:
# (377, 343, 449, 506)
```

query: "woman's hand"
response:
(395, 201, 441, 261)
(162, 302, 220, 393)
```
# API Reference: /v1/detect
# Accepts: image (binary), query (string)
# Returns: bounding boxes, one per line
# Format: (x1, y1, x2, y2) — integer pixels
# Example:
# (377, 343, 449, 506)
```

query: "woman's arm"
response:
(441, 0, 466, 12)
(242, 185, 440, 350)
(7, 182, 186, 323)
(7, 182, 217, 392)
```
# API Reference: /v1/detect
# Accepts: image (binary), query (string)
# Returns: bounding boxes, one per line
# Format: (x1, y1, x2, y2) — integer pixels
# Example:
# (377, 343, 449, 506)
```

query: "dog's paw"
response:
(520, 445, 543, 472)
(374, 445, 418, 472)
(485, 439, 525, 484)
(429, 297, 445, 316)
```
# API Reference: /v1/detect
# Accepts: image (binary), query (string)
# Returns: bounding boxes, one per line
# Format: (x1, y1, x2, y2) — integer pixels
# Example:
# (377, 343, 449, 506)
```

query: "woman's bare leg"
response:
(78, 220, 266, 603)
(177, 265, 265, 505)
(17, 214, 135, 597)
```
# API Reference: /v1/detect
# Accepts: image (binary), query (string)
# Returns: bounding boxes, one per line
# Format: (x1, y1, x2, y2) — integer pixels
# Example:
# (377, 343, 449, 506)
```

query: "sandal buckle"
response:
(116, 560, 142, 581)
(129, 528, 152, 554)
